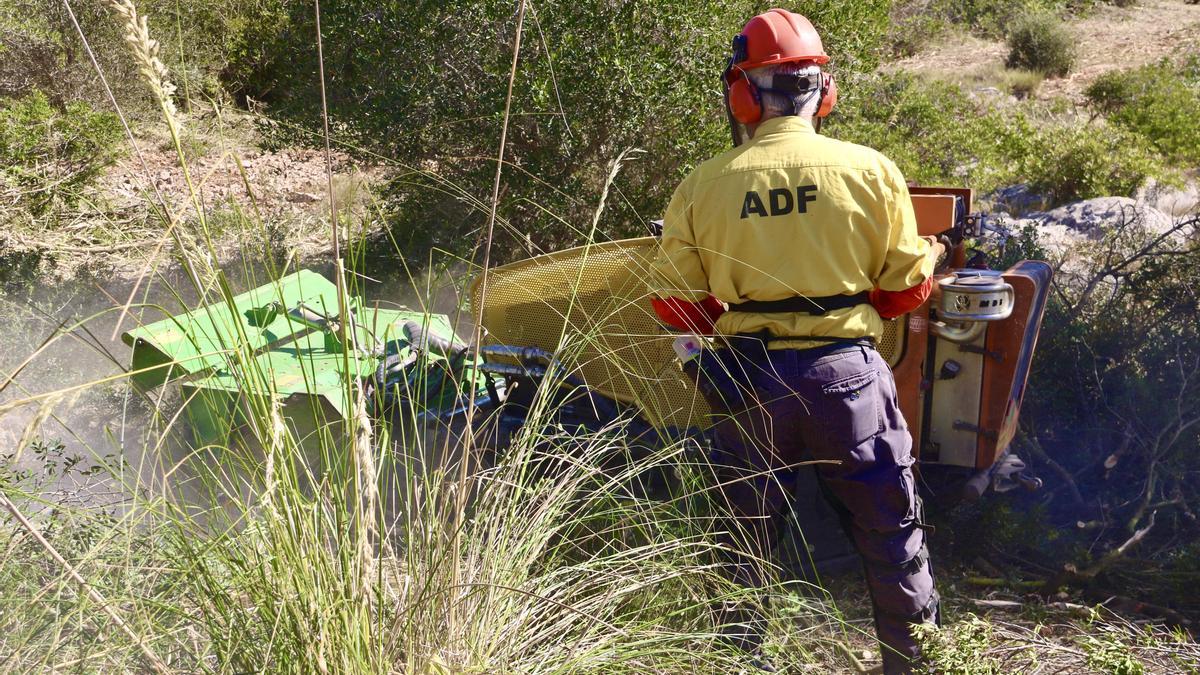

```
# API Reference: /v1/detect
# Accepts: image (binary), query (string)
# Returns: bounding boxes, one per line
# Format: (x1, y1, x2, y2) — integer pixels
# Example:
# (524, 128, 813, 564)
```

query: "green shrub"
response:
(890, 0, 1063, 42)
(825, 74, 996, 186)
(827, 73, 1162, 209)
(1083, 70, 1135, 113)
(0, 90, 123, 215)
(1085, 58, 1200, 164)
(1006, 11, 1076, 76)
(0, 0, 286, 112)
(1003, 115, 1164, 204)
(889, 0, 1135, 43)
(1, 2, 137, 106)
(234, 1, 892, 262)
(887, 11, 951, 59)
(913, 615, 1000, 674)
(940, 0, 1058, 37)
(154, 0, 290, 102)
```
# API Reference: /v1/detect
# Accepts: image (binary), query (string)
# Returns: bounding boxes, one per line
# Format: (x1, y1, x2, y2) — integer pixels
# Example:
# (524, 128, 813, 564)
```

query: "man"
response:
(651, 9, 944, 674)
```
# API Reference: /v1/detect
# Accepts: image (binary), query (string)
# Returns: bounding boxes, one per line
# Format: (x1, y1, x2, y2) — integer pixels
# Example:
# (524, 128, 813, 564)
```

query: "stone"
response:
(1136, 177, 1200, 218)
(1001, 197, 1185, 282)
(1028, 197, 1174, 240)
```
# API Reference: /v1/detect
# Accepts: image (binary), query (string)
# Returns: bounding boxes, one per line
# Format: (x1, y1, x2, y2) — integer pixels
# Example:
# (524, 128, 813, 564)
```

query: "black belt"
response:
(727, 292, 870, 315)
(794, 337, 876, 357)
(721, 334, 874, 363)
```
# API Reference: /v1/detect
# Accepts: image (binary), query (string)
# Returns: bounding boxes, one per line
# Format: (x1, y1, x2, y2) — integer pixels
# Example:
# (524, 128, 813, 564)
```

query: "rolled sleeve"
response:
(652, 172, 711, 302)
(875, 163, 933, 292)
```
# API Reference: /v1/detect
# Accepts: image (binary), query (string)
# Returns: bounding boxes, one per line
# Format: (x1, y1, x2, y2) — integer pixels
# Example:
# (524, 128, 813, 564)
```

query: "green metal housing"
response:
(123, 270, 484, 449)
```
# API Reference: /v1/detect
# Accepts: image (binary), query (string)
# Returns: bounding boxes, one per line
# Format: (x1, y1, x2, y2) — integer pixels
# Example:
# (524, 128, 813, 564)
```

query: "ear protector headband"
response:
(722, 35, 837, 127)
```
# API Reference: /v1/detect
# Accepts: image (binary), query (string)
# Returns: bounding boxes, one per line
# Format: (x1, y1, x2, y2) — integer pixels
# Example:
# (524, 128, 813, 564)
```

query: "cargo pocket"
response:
(819, 367, 885, 446)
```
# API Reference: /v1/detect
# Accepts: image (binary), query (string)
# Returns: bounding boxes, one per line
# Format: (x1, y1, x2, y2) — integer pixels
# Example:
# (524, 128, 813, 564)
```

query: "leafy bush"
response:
(0, 90, 123, 215)
(913, 615, 1001, 674)
(1085, 58, 1200, 164)
(827, 74, 1162, 209)
(0, 0, 285, 113)
(936, 0, 1060, 37)
(889, 0, 1059, 46)
(0, 2, 137, 105)
(234, 1, 892, 262)
(1017, 121, 1163, 204)
(151, 0, 289, 102)
(1006, 11, 1076, 76)
(828, 73, 994, 186)
(887, 11, 951, 59)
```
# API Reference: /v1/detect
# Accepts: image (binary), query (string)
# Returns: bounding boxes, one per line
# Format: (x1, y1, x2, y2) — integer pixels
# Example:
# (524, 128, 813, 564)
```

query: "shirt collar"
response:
(752, 115, 816, 139)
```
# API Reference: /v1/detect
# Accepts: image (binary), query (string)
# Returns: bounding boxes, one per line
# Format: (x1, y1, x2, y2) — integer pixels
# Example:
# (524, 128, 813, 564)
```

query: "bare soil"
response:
(3, 106, 378, 282)
(101, 142, 355, 225)
(890, 0, 1200, 103)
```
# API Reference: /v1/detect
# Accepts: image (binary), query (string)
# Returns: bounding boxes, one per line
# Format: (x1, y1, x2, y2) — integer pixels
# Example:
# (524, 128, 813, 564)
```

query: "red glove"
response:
(869, 277, 933, 319)
(651, 295, 726, 334)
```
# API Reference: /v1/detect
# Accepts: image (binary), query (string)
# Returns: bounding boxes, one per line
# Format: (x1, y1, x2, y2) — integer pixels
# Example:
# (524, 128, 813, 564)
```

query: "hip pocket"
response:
(818, 367, 885, 447)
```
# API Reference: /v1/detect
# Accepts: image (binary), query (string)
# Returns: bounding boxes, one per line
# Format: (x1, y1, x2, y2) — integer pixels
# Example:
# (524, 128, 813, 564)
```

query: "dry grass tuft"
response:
(105, 0, 179, 122)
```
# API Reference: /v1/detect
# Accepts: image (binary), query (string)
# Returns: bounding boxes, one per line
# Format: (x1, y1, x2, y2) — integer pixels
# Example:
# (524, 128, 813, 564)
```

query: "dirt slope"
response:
(3, 110, 376, 281)
(891, 0, 1200, 102)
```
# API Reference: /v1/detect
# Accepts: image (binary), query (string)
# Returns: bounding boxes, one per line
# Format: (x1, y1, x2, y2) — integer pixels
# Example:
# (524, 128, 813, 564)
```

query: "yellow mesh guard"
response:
(473, 237, 905, 430)
(879, 315, 904, 365)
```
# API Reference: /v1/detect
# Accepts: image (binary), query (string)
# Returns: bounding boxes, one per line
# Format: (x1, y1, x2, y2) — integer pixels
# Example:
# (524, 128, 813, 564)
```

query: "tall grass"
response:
(0, 1, 854, 672)
(0, 371, 783, 671)
(1, 282, 807, 671)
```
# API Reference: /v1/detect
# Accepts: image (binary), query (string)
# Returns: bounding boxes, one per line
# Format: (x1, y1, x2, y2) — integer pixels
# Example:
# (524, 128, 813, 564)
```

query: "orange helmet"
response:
(731, 9, 829, 71)
(723, 9, 837, 130)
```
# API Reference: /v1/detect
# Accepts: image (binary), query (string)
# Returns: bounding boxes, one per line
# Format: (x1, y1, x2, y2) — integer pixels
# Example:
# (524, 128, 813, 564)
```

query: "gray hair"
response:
(746, 62, 823, 119)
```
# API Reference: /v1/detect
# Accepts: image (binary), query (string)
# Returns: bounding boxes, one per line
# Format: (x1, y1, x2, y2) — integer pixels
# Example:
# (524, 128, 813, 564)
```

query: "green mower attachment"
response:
(122, 270, 487, 450)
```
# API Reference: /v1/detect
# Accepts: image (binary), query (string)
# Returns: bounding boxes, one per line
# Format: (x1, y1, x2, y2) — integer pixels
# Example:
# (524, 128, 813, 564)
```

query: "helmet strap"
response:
(756, 83, 822, 118)
(813, 71, 832, 133)
(813, 85, 826, 134)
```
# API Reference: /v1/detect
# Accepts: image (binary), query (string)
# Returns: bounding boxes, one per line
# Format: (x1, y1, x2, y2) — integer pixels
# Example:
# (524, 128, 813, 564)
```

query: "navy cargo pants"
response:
(692, 339, 939, 674)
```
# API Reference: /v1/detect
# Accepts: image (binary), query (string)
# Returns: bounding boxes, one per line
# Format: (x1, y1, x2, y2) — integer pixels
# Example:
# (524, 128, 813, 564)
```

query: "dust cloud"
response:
(0, 257, 472, 511)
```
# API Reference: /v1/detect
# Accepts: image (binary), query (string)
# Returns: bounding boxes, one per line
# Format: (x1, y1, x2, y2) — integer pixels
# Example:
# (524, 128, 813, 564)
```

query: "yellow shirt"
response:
(652, 115, 933, 348)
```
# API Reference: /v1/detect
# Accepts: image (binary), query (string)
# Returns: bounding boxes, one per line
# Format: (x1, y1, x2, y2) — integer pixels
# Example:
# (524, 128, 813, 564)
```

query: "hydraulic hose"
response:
(402, 320, 468, 355)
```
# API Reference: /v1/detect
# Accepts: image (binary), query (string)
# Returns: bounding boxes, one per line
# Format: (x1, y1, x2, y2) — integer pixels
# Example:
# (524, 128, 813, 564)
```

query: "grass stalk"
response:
(0, 492, 168, 674)
(464, 0, 529, 439)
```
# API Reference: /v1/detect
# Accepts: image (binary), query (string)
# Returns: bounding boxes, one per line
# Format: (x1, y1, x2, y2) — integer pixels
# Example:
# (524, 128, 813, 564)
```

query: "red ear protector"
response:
(726, 74, 762, 126)
(723, 35, 837, 127)
(723, 35, 762, 125)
